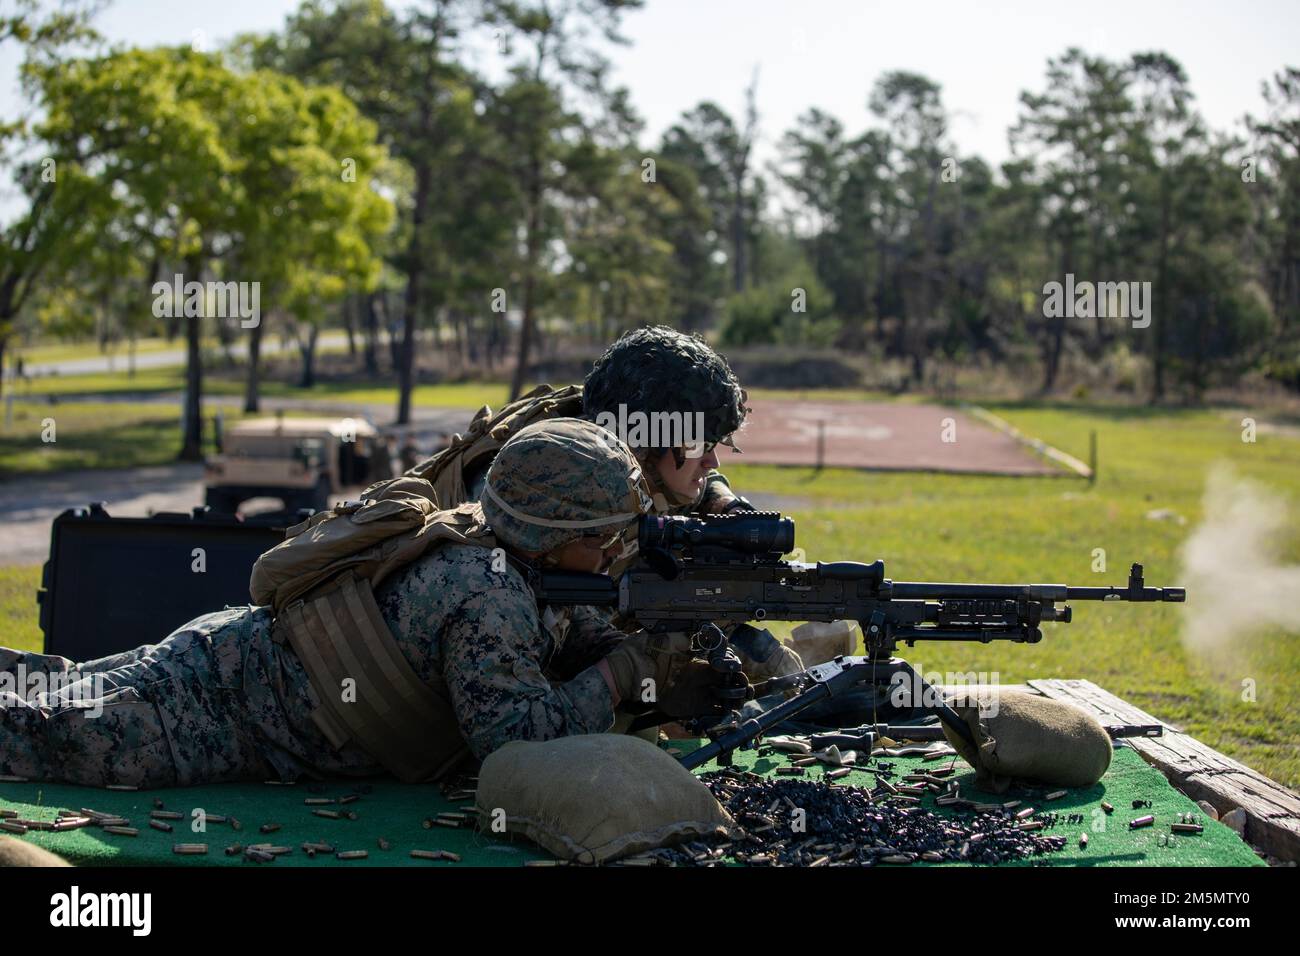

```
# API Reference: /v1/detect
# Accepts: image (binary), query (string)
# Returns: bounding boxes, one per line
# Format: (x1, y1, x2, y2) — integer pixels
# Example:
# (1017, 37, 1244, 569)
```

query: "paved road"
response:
(15, 331, 352, 378)
(0, 463, 212, 567)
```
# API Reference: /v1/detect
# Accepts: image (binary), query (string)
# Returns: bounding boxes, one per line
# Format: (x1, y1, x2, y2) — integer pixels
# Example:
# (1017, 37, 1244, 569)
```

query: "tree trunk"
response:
(1042, 245, 1071, 394)
(1151, 187, 1171, 402)
(730, 194, 746, 293)
(363, 293, 380, 377)
(179, 252, 205, 462)
(343, 296, 357, 359)
(244, 317, 264, 413)
(388, 315, 401, 372)
(298, 324, 319, 388)
(510, 158, 543, 402)
(398, 162, 431, 425)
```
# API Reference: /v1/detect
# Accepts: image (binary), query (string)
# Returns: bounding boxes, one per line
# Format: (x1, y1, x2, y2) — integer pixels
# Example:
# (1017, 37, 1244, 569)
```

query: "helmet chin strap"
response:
(638, 447, 700, 510)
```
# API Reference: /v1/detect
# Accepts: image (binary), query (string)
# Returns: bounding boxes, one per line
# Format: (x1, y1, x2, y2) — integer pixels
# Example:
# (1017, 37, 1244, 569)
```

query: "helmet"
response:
(582, 326, 748, 453)
(481, 418, 653, 554)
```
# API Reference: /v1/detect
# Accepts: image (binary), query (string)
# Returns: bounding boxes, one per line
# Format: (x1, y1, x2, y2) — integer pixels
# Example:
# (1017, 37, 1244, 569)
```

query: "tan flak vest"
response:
(250, 476, 495, 783)
(407, 383, 584, 507)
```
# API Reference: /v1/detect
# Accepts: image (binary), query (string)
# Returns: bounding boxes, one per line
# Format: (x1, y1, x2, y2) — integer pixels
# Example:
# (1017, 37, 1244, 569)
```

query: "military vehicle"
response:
(204, 415, 384, 513)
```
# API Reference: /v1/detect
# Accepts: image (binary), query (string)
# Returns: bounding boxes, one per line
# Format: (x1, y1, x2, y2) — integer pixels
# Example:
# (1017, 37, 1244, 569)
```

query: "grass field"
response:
(1, 396, 1297, 789)
(6, 365, 510, 409)
(721, 402, 1300, 789)
(0, 401, 213, 477)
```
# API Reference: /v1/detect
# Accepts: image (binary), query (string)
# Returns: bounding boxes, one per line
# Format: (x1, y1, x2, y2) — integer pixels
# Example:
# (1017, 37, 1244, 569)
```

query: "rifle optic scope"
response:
(638, 512, 795, 556)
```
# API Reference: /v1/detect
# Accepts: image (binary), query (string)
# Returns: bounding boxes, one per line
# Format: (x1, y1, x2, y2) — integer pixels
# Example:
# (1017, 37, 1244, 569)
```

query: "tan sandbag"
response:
(0, 836, 71, 867)
(941, 690, 1112, 792)
(785, 620, 857, 666)
(476, 734, 733, 864)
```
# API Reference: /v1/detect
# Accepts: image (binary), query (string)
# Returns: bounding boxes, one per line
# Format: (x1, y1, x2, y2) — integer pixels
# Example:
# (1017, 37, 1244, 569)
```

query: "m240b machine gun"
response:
(534, 512, 1185, 769)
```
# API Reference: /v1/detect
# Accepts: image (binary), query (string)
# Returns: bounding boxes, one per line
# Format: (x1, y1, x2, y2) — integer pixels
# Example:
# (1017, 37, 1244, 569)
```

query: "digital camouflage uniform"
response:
(0, 420, 647, 788)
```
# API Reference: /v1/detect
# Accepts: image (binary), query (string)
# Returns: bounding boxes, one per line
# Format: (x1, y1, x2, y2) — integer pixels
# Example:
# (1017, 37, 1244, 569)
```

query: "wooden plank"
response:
(1030, 678, 1300, 863)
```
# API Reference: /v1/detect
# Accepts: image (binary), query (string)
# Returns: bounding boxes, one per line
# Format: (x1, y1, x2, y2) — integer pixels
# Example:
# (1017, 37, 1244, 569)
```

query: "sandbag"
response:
(475, 734, 733, 864)
(0, 837, 71, 867)
(941, 690, 1112, 792)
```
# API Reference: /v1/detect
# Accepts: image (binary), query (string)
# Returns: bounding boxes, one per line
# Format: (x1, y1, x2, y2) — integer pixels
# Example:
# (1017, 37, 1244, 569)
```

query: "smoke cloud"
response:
(1179, 464, 1300, 652)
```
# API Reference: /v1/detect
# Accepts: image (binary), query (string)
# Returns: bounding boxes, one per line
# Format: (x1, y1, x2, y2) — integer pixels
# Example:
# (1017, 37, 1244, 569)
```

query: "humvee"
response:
(204, 415, 384, 513)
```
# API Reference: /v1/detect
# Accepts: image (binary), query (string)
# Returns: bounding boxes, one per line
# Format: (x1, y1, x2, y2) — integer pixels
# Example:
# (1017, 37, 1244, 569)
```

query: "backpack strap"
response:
(277, 571, 469, 782)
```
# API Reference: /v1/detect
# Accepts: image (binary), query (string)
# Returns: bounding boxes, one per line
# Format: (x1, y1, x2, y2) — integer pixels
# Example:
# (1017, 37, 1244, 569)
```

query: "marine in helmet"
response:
(0, 420, 731, 788)
(411, 327, 802, 682)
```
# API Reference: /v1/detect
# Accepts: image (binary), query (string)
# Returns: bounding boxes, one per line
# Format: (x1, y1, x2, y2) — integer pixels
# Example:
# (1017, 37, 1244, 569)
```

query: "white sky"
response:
(2, 0, 1296, 205)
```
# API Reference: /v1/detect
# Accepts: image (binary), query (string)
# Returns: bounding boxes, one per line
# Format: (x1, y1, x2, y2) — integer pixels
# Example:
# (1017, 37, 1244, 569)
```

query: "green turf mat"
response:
(0, 742, 1266, 866)
(0, 778, 547, 867)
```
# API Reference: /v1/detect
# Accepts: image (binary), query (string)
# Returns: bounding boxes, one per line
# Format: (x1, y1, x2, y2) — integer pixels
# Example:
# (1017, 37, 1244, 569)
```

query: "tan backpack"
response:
(249, 476, 496, 782)
(250, 476, 493, 613)
(407, 383, 584, 507)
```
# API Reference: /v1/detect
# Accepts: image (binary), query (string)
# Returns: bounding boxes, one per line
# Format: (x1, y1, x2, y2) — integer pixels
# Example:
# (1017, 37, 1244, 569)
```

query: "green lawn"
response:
(723, 401, 1300, 790)
(1, 397, 1297, 789)
(0, 565, 43, 652)
(0, 401, 212, 477)
(7, 364, 509, 410)
(0, 401, 325, 477)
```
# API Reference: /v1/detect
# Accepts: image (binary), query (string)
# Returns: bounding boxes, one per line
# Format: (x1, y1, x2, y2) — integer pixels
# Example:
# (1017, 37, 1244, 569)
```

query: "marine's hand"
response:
(657, 660, 750, 718)
(600, 632, 694, 706)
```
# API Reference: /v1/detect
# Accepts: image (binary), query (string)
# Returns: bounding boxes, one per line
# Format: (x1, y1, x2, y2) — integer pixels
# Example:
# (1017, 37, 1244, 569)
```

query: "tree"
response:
(485, 0, 645, 400)
(1126, 52, 1202, 399)
(1012, 49, 1135, 391)
(0, 0, 100, 391)
(32, 47, 391, 456)
(661, 81, 762, 296)
(249, 0, 500, 422)
(1248, 67, 1300, 388)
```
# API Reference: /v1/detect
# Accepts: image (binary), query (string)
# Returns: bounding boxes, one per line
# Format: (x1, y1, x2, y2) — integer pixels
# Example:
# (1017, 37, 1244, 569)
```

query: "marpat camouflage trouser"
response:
(0, 606, 380, 788)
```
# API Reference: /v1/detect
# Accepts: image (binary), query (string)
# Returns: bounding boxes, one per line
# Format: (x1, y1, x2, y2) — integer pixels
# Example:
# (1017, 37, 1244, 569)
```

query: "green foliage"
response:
(719, 269, 839, 347)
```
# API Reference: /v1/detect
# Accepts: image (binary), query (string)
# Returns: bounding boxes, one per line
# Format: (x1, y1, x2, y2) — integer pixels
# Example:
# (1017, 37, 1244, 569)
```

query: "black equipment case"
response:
(38, 503, 295, 661)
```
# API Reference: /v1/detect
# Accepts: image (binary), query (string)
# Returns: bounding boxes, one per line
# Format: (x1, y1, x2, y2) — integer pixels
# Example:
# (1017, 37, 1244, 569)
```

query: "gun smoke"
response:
(1179, 464, 1300, 652)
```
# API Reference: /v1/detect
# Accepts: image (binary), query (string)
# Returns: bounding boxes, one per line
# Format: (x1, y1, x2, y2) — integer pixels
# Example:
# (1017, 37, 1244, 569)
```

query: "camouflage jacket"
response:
(372, 543, 621, 760)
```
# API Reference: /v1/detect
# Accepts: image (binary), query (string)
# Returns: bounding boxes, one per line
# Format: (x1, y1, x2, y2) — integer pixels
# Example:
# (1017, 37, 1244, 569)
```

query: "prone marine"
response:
(0, 420, 740, 788)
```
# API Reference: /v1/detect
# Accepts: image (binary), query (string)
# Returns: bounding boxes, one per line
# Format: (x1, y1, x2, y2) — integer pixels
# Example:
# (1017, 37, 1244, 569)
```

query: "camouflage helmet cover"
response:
(481, 418, 653, 554)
